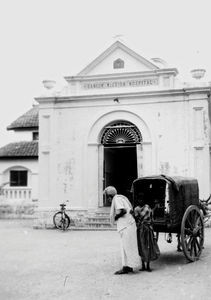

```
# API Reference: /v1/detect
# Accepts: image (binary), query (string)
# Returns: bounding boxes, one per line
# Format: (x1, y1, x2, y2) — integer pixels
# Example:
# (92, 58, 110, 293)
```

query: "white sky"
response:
(0, 0, 210, 146)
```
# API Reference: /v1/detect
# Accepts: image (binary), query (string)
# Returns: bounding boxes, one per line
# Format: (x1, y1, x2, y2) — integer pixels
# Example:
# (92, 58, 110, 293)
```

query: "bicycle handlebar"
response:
(59, 200, 69, 206)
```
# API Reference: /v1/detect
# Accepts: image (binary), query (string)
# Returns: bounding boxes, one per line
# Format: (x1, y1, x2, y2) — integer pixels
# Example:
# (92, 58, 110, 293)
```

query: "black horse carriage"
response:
(131, 175, 204, 262)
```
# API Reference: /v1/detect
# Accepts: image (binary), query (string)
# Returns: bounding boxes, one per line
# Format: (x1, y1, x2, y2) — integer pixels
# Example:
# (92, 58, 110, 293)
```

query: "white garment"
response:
(119, 222, 140, 268)
(110, 194, 135, 232)
(110, 194, 140, 268)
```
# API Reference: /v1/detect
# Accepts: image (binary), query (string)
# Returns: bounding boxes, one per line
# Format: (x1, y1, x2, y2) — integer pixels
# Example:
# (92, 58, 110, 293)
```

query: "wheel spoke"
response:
(190, 211, 195, 226)
(196, 234, 203, 246)
(187, 236, 193, 250)
(195, 226, 203, 235)
(196, 222, 202, 229)
(184, 235, 190, 244)
(197, 231, 204, 243)
(195, 237, 201, 251)
(184, 234, 192, 244)
(193, 211, 198, 226)
(195, 216, 201, 226)
(184, 227, 193, 235)
(194, 216, 202, 229)
(193, 239, 198, 257)
(186, 216, 193, 230)
(190, 240, 194, 256)
(195, 217, 203, 236)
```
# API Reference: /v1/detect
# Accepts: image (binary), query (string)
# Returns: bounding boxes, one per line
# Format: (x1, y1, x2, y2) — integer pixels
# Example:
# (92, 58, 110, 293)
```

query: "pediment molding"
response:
(65, 68, 178, 83)
(77, 41, 159, 76)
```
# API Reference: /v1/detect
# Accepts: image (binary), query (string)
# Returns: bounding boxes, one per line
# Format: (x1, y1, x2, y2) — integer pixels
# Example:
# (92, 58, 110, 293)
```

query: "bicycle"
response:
(53, 201, 71, 231)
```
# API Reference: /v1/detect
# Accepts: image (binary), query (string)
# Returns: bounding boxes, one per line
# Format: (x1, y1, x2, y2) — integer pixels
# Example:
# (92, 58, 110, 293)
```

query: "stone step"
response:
(83, 209, 115, 229)
(87, 216, 110, 222)
(94, 211, 110, 217)
(69, 226, 116, 231)
(85, 221, 112, 227)
(88, 215, 110, 218)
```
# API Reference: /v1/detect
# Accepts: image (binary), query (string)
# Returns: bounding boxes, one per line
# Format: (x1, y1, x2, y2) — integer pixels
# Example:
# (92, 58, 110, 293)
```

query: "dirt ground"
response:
(0, 219, 211, 300)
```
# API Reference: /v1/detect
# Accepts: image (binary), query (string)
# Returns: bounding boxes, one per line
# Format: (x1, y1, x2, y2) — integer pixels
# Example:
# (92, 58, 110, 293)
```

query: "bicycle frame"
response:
(53, 201, 71, 231)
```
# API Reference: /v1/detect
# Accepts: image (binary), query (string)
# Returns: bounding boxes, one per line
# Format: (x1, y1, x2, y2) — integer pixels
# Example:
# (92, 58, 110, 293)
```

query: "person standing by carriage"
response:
(104, 186, 140, 275)
(134, 197, 160, 272)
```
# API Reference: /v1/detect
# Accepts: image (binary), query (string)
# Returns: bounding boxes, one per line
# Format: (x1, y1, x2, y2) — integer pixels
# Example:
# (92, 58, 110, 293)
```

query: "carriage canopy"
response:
(131, 175, 199, 226)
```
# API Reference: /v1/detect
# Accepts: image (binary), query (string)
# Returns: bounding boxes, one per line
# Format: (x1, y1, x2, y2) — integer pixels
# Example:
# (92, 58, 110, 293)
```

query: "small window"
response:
(113, 58, 124, 69)
(10, 170, 28, 186)
(32, 132, 39, 140)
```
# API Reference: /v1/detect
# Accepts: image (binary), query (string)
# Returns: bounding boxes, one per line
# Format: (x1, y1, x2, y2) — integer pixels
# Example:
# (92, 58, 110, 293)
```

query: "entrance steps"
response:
(72, 209, 116, 231)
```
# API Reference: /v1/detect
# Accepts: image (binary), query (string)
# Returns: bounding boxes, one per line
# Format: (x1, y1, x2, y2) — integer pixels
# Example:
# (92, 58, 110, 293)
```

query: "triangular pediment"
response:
(77, 41, 159, 76)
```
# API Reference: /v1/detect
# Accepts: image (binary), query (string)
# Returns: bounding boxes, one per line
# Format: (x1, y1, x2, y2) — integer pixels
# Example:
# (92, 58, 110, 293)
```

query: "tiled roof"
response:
(0, 141, 38, 158)
(7, 106, 39, 130)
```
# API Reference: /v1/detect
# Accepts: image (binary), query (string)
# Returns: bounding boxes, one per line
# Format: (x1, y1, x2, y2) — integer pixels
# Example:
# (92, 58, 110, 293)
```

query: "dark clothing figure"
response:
(134, 204, 160, 271)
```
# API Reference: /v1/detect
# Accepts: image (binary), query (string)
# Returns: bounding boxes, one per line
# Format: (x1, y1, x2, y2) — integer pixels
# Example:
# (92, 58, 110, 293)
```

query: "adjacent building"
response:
(0, 106, 39, 217)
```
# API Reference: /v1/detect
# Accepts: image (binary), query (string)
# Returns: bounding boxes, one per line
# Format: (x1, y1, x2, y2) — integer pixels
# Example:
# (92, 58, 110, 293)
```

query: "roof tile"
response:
(0, 141, 38, 158)
(7, 106, 39, 130)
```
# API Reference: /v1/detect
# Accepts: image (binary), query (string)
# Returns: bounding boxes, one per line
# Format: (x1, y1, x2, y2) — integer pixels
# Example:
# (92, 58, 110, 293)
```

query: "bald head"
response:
(104, 186, 117, 197)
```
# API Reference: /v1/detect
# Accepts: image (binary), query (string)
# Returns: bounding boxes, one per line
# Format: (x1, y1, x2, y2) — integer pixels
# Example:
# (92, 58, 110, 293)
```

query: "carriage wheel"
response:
(181, 205, 204, 262)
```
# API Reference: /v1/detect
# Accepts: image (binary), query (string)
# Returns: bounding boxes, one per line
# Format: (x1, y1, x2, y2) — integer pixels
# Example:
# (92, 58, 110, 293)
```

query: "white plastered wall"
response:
(37, 90, 210, 211)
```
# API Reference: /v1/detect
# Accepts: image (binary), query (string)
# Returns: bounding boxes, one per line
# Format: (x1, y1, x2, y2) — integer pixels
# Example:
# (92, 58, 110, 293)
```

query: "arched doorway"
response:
(101, 120, 142, 205)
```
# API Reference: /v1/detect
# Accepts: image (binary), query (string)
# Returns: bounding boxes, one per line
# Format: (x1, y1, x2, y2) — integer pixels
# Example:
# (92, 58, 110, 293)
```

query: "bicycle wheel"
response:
(53, 212, 70, 231)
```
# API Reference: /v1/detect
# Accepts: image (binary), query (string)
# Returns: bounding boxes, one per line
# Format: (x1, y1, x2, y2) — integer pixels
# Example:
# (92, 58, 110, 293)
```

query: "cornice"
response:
(35, 86, 210, 104)
(64, 68, 178, 82)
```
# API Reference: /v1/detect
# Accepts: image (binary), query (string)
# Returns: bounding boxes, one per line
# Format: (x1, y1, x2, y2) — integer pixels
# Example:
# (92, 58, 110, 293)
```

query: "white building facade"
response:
(35, 41, 211, 227)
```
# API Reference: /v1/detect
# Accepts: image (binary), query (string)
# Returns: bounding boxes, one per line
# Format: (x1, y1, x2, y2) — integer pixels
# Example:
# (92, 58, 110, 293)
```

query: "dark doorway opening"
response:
(103, 145, 137, 206)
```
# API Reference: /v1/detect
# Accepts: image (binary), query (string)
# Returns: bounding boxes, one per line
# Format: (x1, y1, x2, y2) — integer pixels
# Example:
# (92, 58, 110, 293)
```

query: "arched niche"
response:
(88, 110, 151, 145)
(86, 110, 153, 208)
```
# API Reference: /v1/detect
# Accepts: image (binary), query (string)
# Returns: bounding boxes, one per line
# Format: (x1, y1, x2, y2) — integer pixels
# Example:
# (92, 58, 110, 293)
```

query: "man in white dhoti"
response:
(104, 186, 140, 274)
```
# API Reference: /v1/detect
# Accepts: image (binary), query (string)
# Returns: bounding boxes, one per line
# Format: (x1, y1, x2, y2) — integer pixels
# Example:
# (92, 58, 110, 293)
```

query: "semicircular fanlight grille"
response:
(101, 121, 142, 144)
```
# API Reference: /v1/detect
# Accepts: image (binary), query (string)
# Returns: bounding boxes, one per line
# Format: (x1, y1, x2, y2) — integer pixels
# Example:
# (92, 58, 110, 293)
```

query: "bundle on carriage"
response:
(131, 175, 205, 262)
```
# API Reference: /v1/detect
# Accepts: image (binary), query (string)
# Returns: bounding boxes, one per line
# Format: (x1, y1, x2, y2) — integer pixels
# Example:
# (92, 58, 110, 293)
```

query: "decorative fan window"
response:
(113, 58, 124, 69)
(101, 121, 142, 145)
